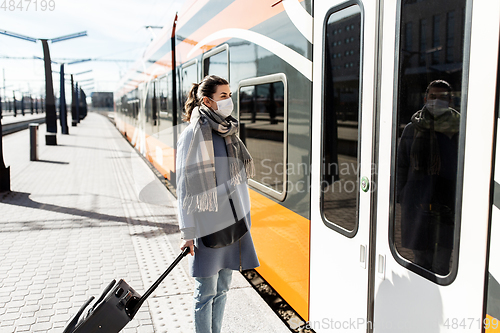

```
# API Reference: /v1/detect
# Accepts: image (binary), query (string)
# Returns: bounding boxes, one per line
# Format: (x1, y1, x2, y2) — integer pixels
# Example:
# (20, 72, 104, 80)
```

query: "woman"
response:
(176, 75, 260, 333)
(396, 80, 460, 275)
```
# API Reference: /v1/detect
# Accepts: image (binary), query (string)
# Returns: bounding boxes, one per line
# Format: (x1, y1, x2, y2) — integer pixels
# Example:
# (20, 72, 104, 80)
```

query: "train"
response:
(114, 0, 500, 332)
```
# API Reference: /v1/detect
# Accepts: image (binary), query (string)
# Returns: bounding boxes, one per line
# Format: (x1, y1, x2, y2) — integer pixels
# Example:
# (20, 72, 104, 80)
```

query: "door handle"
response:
(377, 254, 386, 279)
(360, 244, 367, 269)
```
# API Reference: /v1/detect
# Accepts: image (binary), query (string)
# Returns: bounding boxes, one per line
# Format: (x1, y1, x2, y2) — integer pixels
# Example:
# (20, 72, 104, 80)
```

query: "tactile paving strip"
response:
(107, 127, 195, 332)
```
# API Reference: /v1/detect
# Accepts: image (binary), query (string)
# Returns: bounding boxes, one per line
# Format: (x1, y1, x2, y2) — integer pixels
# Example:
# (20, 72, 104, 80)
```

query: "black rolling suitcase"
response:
(63, 248, 190, 333)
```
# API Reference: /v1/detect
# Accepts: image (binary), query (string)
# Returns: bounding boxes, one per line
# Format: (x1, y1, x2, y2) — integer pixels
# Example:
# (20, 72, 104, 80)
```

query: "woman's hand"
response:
(180, 239, 195, 256)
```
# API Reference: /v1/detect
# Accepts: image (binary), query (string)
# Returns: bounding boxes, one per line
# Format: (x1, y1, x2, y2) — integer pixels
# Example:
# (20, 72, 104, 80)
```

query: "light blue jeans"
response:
(193, 268, 233, 333)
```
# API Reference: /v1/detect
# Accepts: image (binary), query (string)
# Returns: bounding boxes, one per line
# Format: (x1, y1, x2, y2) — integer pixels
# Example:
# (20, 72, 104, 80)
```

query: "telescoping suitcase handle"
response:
(129, 247, 190, 317)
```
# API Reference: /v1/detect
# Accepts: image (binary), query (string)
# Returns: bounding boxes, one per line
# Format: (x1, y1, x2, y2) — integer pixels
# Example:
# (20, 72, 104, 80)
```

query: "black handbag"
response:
(201, 183, 248, 249)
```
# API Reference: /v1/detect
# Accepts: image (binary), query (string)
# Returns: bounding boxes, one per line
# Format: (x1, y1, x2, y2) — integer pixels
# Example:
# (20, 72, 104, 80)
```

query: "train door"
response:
(202, 44, 229, 79)
(152, 79, 160, 132)
(372, 0, 500, 332)
(309, 0, 380, 331)
(135, 82, 147, 155)
(178, 59, 198, 136)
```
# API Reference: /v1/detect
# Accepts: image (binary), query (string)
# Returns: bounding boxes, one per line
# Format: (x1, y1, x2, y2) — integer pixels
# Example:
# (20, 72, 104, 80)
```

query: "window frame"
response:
(320, 2, 364, 238)
(237, 73, 288, 201)
(158, 74, 169, 117)
(181, 59, 199, 111)
(388, 0, 473, 285)
(202, 44, 230, 79)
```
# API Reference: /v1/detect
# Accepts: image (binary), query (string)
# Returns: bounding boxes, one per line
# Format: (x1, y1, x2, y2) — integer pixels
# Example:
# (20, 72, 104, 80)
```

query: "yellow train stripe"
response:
(485, 314, 500, 332)
(249, 189, 310, 320)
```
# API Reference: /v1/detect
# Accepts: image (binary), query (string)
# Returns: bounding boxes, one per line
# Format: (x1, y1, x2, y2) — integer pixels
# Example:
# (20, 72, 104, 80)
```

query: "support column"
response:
(59, 64, 68, 134)
(41, 39, 57, 145)
(13, 91, 16, 117)
(75, 82, 80, 123)
(0, 97, 10, 192)
(71, 75, 77, 126)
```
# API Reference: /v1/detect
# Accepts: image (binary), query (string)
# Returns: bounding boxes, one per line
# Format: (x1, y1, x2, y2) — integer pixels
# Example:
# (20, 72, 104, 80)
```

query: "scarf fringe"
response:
(183, 188, 218, 213)
(229, 161, 243, 185)
(229, 159, 255, 185)
(245, 159, 255, 179)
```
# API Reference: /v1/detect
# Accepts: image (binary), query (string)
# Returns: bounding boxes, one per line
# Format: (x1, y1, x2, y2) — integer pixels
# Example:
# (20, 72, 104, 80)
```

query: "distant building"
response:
(91, 92, 113, 108)
(399, 0, 466, 123)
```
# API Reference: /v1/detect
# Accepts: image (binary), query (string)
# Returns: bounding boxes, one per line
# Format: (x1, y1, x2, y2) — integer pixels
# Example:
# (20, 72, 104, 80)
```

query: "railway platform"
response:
(0, 112, 290, 333)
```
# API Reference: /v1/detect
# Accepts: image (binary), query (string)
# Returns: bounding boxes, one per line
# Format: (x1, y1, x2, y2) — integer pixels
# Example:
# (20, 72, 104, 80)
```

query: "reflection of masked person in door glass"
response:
(397, 80, 460, 275)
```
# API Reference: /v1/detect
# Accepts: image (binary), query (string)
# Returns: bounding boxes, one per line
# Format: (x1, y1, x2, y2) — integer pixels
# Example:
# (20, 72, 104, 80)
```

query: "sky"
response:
(0, 0, 183, 101)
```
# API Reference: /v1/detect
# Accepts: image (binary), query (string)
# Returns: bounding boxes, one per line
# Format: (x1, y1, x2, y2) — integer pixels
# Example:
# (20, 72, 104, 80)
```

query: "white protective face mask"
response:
(210, 97, 233, 118)
(426, 99, 449, 117)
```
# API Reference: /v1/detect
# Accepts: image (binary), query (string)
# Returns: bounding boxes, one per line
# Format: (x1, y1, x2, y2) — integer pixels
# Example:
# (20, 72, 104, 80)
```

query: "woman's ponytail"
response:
(184, 83, 200, 122)
(183, 75, 229, 122)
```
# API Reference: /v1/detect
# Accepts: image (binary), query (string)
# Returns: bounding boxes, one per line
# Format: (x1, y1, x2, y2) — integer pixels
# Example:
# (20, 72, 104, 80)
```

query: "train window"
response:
(238, 74, 287, 201)
(321, 5, 362, 235)
(166, 72, 173, 112)
(202, 44, 229, 80)
(127, 89, 139, 120)
(159, 76, 168, 114)
(158, 74, 174, 145)
(181, 60, 198, 119)
(391, 0, 467, 282)
(152, 80, 158, 126)
(143, 82, 151, 126)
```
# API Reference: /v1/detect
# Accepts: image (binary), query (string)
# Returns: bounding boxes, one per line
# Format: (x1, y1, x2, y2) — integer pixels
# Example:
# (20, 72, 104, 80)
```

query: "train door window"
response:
(166, 72, 173, 111)
(321, 5, 362, 235)
(128, 88, 139, 120)
(134, 89, 139, 119)
(158, 75, 171, 135)
(159, 75, 168, 115)
(238, 74, 287, 201)
(391, 0, 467, 282)
(202, 44, 229, 80)
(152, 80, 158, 126)
(145, 83, 151, 123)
(181, 60, 198, 119)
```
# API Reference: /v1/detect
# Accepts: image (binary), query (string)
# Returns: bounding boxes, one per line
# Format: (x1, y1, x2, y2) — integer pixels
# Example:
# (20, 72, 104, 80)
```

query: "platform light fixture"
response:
(73, 70, 93, 76)
(0, 29, 37, 43)
(50, 31, 87, 43)
(67, 58, 92, 65)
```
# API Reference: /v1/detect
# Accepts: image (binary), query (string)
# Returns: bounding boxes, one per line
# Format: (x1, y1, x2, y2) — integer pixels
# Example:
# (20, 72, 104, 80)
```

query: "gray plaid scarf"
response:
(183, 104, 255, 214)
(410, 108, 460, 175)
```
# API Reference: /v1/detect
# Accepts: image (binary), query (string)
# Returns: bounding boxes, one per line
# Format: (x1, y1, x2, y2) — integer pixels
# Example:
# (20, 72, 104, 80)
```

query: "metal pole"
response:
(21, 95, 25, 116)
(0, 95, 10, 192)
(2, 69, 5, 109)
(41, 39, 57, 145)
(30, 95, 34, 115)
(13, 91, 16, 117)
(75, 82, 80, 123)
(29, 123, 38, 161)
(71, 75, 77, 126)
(81, 88, 87, 119)
(59, 64, 68, 134)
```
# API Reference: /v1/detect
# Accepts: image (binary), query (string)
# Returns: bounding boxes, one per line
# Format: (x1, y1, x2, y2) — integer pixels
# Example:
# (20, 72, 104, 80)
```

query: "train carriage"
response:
(114, 0, 500, 332)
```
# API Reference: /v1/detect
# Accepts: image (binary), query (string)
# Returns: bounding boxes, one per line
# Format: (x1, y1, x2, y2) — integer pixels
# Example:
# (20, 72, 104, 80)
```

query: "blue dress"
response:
(176, 122, 260, 278)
